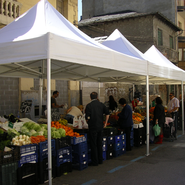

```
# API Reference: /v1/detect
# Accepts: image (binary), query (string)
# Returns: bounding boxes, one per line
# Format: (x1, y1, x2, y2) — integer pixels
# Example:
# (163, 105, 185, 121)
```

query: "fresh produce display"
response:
(0, 140, 11, 150)
(58, 118, 68, 125)
(4, 113, 20, 123)
(20, 122, 46, 137)
(7, 128, 20, 139)
(12, 135, 31, 146)
(30, 135, 47, 144)
(132, 112, 144, 124)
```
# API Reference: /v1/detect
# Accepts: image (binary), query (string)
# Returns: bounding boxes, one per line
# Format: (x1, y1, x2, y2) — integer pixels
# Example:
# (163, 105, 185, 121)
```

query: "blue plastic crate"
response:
(72, 158, 88, 171)
(114, 142, 123, 151)
(102, 136, 107, 142)
(121, 134, 126, 141)
(40, 149, 56, 162)
(18, 153, 38, 167)
(73, 152, 88, 163)
(57, 154, 72, 167)
(20, 144, 38, 155)
(107, 136, 114, 144)
(102, 143, 107, 151)
(102, 151, 106, 161)
(38, 139, 55, 154)
(71, 135, 87, 145)
(113, 149, 123, 157)
(72, 142, 87, 154)
(57, 146, 72, 157)
(106, 150, 113, 160)
(122, 140, 126, 147)
(122, 146, 126, 154)
(114, 135, 122, 143)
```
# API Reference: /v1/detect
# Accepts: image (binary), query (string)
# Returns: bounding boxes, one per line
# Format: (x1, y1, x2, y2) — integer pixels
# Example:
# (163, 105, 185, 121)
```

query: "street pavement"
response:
(44, 130, 185, 185)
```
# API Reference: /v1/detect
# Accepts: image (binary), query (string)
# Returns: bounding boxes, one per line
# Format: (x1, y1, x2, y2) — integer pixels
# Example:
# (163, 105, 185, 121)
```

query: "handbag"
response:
(153, 124, 161, 137)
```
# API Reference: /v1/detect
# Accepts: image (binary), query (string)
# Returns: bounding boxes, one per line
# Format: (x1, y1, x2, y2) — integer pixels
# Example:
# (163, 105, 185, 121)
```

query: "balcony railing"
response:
(0, 0, 21, 25)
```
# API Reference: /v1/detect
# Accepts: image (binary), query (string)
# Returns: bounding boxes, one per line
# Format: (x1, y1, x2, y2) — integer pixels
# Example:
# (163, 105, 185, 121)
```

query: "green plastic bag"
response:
(153, 124, 161, 136)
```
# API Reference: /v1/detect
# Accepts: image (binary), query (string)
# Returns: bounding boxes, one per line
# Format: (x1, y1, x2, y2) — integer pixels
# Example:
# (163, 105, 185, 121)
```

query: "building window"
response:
(169, 36, 174, 49)
(179, 48, 182, 61)
(57, 0, 64, 14)
(158, 29, 163, 46)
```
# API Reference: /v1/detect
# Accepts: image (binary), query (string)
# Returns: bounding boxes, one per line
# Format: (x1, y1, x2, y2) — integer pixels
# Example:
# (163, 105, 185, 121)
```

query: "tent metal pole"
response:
(146, 74, 150, 156)
(39, 78, 43, 118)
(182, 81, 184, 135)
(47, 58, 52, 185)
(133, 84, 135, 99)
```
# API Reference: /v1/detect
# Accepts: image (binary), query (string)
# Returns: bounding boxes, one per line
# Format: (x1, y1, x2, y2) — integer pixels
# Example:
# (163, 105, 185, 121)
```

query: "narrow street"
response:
(46, 131, 185, 185)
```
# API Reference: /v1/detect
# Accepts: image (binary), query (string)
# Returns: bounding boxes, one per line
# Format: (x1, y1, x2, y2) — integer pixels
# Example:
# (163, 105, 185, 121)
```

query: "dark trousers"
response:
(89, 129, 103, 165)
(123, 127, 132, 151)
(172, 112, 178, 137)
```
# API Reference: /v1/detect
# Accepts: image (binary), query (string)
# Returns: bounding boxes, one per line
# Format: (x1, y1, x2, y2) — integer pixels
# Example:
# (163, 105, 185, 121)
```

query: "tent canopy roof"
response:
(0, 0, 148, 83)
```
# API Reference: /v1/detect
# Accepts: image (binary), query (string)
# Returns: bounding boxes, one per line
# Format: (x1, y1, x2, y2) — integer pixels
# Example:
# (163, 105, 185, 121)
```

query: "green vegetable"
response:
(0, 129, 4, 135)
(32, 124, 41, 132)
(44, 130, 48, 138)
(58, 128, 66, 137)
(0, 140, 11, 151)
(40, 124, 47, 130)
(51, 131, 61, 139)
(7, 128, 20, 139)
(20, 126, 29, 134)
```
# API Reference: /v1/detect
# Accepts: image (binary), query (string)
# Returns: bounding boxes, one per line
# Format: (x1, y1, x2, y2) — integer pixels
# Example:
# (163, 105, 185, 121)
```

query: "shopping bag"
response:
(73, 116, 79, 128)
(153, 124, 161, 137)
(81, 115, 88, 129)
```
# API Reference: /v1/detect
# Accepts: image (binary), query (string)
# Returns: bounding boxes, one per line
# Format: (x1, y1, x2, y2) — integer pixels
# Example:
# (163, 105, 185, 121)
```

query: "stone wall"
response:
(82, 0, 177, 24)
(0, 77, 19, 116)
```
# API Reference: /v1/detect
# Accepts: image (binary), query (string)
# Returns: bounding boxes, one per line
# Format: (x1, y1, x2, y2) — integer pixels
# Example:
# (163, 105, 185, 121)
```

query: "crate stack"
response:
(38, 139, 56, 184)
(134, 125, 143, 147)
(17, 144, 38, 185)
(130, 127, 134, 147)
(0, 144, 20, 185)
(113, 134, 126, 157)
(55, 136, 72, 177)
(102, 136, 107, 161)
(71, 134, 88, 170)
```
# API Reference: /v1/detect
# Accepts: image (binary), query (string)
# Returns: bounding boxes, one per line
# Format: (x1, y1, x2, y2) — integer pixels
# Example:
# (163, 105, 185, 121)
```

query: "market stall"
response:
(0, 1, 149, 184)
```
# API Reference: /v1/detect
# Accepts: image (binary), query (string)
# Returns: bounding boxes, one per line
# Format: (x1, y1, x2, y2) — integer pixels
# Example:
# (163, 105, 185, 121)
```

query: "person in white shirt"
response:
(167, 92, 179, 139)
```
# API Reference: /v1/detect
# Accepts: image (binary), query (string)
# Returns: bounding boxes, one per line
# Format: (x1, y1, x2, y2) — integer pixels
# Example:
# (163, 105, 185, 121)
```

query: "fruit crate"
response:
(88, 152, 91, 164)
(0, 162, 18, 185)
(113, 141, 123, 151)
(121, 134, 126, 141)
(113, 149, 123, 157)
(114, 135, 122, 143)
(122, 146, 126, 154)
(18, 153, 38, 167)
(19, 144, 38, 155)
(56, 146, 72, 166)
(38, 157, 56, 184)
(103, 127, 117, 136)
(102, 143, 107, 151)
(102, 151, 106, 161)
(17, 162, 37, 178)
(107, 136, 114, 144)
(72, 152, 88, 163)
(0, 145, 20, 165)
(72, 158, 88, 171)
(56, 162, 72, 177)
(106, 150, 114, 160)
(107, 143, 114, 151)
(102, 136, 107, 142)
(72, 142, 87, 154)
(18, 173, 38, 185)
(71, 135, 87, 145)
(55, 136, 71, 150)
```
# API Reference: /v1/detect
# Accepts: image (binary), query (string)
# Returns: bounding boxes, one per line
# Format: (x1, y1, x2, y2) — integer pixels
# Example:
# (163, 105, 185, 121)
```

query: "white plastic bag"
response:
(82, 115, 88, 129)
(73, 116, 79, 128)
(78, 116, 82, 129)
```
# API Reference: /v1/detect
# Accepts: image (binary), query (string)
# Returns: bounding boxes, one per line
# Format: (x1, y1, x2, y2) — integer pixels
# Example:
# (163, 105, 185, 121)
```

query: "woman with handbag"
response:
(153, 97, 165, 144)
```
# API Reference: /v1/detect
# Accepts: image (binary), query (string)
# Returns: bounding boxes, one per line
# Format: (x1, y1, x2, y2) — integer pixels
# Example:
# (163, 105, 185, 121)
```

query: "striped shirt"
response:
(167, 97, 179, 112)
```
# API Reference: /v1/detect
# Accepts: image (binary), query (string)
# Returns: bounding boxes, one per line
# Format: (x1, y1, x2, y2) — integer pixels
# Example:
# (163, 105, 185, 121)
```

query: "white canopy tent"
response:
(102, 29, 185, 156)
(0, 1, 148, 184)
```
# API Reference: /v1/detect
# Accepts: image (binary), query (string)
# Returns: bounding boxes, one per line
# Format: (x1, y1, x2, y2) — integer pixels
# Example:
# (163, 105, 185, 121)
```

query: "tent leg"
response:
(39, 78, 43, 118)
(146, 75, 150, 156)
(181, 81, 184, 135)
(47, 58, 52, 185)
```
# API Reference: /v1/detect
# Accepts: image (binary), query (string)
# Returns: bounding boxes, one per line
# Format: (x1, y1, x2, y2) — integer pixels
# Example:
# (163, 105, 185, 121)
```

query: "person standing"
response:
(153, 97, 165, 144)
(85, 92, 109, 166)
(167, 92, 179, 139)
(108, 95, 118, 112)
(118, 98, 133, 151)
(51, 91, 64, 121)
(131, 96, 139, 111)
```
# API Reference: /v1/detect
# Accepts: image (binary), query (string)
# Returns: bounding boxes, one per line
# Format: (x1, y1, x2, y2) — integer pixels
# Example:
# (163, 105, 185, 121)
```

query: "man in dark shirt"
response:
(118, 98, 133, 151)
(85, 92, 109, 166)
(51, 91, 64, 121)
